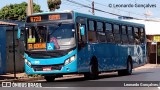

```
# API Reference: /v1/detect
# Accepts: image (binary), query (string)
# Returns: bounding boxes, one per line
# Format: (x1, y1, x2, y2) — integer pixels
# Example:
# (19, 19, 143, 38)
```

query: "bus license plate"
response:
(43, 67, 52, 71)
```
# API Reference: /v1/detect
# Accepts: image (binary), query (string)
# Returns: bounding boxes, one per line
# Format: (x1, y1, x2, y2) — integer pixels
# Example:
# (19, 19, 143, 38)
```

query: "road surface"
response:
(1, 65, 160, 90)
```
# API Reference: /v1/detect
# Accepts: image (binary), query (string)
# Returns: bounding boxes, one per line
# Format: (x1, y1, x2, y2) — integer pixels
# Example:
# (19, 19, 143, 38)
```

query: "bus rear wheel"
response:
(44, 76, 55, 82)
(118, 58, 132, 76)
(126, 59, 132, 75)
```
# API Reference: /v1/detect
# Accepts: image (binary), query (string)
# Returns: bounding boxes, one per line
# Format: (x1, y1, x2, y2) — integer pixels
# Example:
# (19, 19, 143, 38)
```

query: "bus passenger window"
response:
(121, 26, 128, 44)
(122, 26, 127, 34)
(97, 22, 103, 31)
(113, 24, 121, 43)
(113, 24, 119, 34)
(89, 21, 94, 31)
(140, 28, 145, 43)
(97, 22, 106, 42)
(105, 23, 114, 43)
(88, 20, 97, 43)
(127, 26, 134, 44)
(134, 27, 140, 44)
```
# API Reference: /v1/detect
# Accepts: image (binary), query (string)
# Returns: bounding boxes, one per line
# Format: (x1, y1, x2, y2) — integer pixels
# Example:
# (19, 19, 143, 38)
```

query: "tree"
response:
(0, 2, 41, 20)
(47, 0, 61, 11)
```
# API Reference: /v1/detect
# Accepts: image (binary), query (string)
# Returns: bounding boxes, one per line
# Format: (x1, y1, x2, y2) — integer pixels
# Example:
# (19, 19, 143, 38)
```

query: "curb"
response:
(133, 64, 160, 71)
(0, 75, 79, 83)
(0, 77, 44, 83)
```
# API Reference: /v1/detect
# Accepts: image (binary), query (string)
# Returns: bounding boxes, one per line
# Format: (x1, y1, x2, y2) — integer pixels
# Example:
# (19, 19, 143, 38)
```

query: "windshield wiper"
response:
(35, 27, 42, 39)
(50, 22, 62, 35)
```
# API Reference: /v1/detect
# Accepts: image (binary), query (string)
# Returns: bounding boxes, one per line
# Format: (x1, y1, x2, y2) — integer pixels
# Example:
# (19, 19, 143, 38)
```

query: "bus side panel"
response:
(118, 44, 129, 69)
(89, 43, 128, 72)
(90, 43, 114, 71)
(130, 44, 146, 68)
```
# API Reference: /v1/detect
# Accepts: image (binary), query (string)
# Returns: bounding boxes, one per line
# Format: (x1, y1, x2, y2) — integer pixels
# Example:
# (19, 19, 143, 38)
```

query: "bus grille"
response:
(31, 64, 63, 71)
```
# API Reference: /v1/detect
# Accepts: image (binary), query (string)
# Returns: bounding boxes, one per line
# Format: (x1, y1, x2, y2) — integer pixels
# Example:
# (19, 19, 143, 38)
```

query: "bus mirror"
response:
(17, 27, 21, 39)
(80, 26, 85, 36)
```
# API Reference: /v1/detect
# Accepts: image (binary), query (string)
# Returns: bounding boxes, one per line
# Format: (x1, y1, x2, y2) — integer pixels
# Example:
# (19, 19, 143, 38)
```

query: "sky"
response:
(0, 0, 160, 19)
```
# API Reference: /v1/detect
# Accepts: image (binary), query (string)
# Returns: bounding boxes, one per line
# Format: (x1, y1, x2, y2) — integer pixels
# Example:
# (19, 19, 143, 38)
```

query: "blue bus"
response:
(20, 11, 147, 81)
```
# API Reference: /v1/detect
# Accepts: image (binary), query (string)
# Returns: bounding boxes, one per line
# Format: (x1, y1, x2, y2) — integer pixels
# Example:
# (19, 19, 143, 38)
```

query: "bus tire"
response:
(84, 57, 99, 79)
(126, 58, 133, 75)
(118, 58, 132, 76)
(44, 76, 55, 82)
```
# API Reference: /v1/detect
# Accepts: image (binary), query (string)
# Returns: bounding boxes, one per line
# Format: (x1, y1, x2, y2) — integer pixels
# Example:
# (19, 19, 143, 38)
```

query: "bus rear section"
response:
(74, 12, 146, 78)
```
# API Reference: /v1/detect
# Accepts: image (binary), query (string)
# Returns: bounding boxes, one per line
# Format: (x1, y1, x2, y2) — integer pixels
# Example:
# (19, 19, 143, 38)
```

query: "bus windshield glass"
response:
(26, 24, 76, 50)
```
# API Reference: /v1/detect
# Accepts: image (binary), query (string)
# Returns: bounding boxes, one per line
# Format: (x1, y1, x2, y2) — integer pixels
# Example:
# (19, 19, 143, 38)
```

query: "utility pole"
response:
(144, 10, 152, 20)
(92, 1, 94, 15)
(27, 0, 33, 49)
(28, 0, 33, 15)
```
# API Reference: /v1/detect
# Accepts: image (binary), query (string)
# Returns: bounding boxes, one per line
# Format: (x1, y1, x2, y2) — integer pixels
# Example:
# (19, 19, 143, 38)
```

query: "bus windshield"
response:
(26, 24, 76, 50)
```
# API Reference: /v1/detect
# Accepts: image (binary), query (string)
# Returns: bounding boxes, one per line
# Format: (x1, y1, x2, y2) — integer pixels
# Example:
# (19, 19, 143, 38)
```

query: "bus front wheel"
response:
(84, 58, 99, 79)
(44, 76, 55, 82)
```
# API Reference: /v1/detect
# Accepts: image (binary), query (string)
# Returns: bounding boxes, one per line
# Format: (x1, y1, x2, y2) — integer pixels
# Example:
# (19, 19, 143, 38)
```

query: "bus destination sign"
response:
(30, 16, 42, 22)
(28, 43, 46, 49)
(27, 13, 72, 23)
(48, 14, 60, 20)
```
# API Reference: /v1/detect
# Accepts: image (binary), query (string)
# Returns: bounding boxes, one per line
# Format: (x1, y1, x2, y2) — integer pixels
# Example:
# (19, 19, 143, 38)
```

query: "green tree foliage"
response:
(47, 0, 61, 11)
(0, 2, 41, 20)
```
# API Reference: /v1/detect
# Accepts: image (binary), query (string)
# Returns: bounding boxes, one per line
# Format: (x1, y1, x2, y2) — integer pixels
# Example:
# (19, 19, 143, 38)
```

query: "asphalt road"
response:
(32, 66, 160, 89)
(1, 66, 160, 90)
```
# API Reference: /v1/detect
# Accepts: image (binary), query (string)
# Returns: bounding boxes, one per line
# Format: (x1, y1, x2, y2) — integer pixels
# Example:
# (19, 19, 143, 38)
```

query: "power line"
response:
(62, 1, 84, 10)
(92, 0, 160, 19)
(65, 0, 121, 16)
(63, 1, 81, 7)
(65, 0, 144, 20)
(129, 0, 160, 18)
(65, 0, 160, 22)
(85, 0, 146, 17)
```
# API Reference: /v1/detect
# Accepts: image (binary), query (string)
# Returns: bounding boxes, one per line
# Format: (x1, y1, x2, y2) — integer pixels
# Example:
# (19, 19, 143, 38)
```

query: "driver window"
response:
(81, 24, 86, 43)
(77, 23, 86, 43)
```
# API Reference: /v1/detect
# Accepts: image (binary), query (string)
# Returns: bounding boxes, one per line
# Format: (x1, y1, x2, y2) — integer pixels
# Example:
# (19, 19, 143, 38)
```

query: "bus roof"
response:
(73, 11, 145, 27)
(30, 11, 144, 27)
(30, 10, 73, 16)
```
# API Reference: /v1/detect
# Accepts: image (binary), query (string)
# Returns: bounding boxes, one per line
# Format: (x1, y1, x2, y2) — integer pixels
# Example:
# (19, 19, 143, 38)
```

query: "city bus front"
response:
(24, 12, 78, 76)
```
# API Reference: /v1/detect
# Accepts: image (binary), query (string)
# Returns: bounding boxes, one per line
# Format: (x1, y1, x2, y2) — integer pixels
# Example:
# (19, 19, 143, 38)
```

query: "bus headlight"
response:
(25, 59, 28, 63)
(65, 59, 70, 65)
(64, 55, 76, 65)
(25, 59, 32, 67)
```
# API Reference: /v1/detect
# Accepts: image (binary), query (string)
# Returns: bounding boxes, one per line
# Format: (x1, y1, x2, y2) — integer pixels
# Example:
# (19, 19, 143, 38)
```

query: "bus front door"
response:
(76, 19, 89, 72)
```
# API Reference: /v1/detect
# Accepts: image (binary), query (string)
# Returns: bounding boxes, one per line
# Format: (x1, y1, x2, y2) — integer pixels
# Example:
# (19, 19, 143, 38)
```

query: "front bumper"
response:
(25, 59, 77, 75)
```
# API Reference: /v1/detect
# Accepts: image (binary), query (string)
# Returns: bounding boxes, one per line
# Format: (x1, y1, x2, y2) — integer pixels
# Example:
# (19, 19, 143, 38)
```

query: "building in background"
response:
(0, 21, 24, 74)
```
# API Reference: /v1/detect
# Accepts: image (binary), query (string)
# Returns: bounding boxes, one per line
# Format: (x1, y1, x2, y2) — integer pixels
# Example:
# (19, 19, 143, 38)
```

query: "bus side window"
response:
(81, 24, 87, 43)
(77, 23, 87, 42)
(140, 28, 145, 43)
(113, 24, 121, 43)
(121, 25, 128, 44)
(105, 23, 114, 43)
(127, 26, 134, 44)
(134, 27, 140, 44)
(97, 21, 106, 42)
(88, 20, 97, 43)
